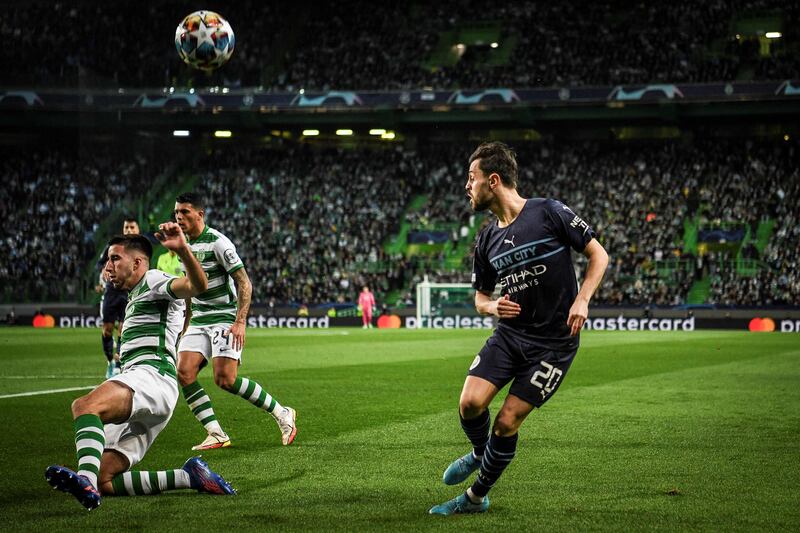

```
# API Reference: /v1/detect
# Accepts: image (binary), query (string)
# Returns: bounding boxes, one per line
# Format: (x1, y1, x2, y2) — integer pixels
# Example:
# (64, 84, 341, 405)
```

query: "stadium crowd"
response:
(0, 148, 158, 301)
(2, 0, 795, 90)
(401, 139, 799, 308)
(2, 137, 797, 307)
(1, 0, 278, 88)
(194, 145, 443, 305)
(162, 140, 800, 305)
(706, 151, 800, 306)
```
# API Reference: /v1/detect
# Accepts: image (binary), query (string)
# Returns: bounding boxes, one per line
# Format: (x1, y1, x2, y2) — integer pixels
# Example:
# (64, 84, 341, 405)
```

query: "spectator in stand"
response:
(0, 147, 158, 302)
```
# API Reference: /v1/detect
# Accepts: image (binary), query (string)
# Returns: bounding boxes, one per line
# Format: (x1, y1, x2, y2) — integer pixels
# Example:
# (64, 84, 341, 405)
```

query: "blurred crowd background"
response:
(1, 0, 797, 310)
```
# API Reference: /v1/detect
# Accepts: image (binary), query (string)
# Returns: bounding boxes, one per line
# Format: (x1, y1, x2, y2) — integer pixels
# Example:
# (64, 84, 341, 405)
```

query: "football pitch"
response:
(1, 327, 798, 531)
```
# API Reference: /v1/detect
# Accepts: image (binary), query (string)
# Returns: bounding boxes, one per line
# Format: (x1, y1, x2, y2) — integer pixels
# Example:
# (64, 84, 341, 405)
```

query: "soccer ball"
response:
(175, 10, 235, 71)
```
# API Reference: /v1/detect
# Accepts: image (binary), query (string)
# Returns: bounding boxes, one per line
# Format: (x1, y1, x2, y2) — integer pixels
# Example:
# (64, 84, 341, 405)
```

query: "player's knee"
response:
(215, 373, 237, 391)
(493, 413, 522, 437)
(71, 396, 89, 417)
(459, 397, 487, 419)
(71, 394, 105, 419)
(176, 366, 197, 387)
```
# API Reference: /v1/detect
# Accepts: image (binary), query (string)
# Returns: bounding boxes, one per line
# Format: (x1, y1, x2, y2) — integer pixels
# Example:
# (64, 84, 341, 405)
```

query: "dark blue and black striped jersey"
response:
(472, 198, 596, 350)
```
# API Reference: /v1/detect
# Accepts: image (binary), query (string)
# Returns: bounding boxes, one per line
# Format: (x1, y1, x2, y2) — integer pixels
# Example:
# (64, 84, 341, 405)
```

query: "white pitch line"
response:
(0, 375, 97, 380)
(0, 386, 96, 399)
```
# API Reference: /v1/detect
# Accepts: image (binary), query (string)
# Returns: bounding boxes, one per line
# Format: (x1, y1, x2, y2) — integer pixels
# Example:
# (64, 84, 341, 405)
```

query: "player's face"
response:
(466, 159, 493, 212)
(122, 221, 139, 235)
(174, 202, 203, 238)
(105, 244, 146, 290)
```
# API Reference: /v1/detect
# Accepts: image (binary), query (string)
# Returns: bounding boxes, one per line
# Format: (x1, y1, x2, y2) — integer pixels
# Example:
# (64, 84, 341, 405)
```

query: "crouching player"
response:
(45, 223, 235, 510)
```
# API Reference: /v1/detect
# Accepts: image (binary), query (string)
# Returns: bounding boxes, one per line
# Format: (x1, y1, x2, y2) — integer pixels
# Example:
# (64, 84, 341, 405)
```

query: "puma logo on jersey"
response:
(503, 236, 516, 247)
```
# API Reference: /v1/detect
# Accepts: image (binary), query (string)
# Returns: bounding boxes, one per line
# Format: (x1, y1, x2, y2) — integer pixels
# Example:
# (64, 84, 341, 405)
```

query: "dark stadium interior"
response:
(2, 0, 797, 88)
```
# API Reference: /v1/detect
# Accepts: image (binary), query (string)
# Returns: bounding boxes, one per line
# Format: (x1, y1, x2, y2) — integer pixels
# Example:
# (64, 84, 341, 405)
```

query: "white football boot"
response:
(191, 431, 232, 451)
(276, 407, 297, 446)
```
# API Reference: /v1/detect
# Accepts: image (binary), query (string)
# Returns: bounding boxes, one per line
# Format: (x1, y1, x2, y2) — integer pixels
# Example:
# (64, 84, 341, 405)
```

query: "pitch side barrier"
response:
(5, 305, 800, 332)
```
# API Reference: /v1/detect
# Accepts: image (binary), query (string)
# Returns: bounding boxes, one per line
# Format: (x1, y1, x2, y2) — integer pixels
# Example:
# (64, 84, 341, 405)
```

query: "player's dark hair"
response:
(123, 215, 138, 224)
(108, 234, 153, 260)
(469, 141, 518, 188)
(176, 192, 204, 210)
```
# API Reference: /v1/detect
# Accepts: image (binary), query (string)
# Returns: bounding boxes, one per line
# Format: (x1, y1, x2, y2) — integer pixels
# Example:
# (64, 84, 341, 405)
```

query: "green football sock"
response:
(183, 381, 224, 434)
(74, 414, 105, 488)
(111, 470, 191, 495)
(228, 376, 284, 417)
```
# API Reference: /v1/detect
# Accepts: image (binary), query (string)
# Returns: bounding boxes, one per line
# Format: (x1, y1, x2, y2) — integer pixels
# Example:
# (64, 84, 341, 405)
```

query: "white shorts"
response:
(178, 325, 242, 361)
(106, 365, 179, 468)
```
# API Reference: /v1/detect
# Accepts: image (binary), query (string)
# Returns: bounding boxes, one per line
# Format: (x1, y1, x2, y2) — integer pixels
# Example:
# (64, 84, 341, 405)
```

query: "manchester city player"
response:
(430, 142, 609, 515)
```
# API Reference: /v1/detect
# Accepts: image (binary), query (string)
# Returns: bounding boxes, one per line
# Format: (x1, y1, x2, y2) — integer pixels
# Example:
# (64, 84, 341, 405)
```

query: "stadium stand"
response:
(1, 0, 797, 307)
(0, 147, 160, 302)
(2, 0, 795, 89)
(3, 137, 796, 307)
(170, 136, 800, 310)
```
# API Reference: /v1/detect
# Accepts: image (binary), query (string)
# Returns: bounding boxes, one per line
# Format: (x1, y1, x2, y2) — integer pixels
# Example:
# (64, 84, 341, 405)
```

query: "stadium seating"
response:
(0, 148, 161, 302)
(2, 1, 795, 89)
(7, 137, 796, 307)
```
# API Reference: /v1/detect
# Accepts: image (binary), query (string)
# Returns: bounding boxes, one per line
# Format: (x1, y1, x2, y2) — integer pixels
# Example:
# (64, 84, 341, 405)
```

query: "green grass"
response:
(1, 328, 799, 531)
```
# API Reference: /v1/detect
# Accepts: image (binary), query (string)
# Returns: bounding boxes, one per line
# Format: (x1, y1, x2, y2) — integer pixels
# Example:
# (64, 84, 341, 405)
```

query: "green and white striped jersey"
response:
(183, 225, 244, 328)
(119, 269, 185, 379)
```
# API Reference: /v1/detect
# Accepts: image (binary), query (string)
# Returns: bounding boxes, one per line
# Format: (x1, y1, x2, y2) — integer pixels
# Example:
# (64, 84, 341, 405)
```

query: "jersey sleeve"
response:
(545, 199, 597, 252)
(214, 235, 244, 274)
(471, 230, 497, 293)
(146, 270, 180, 302)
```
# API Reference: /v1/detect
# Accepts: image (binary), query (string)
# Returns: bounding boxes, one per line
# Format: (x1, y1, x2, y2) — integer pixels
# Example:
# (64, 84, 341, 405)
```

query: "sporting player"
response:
(45, 225, 235, 511)
(96, 217, 140, 379)
(429, 142, 609, 515)
(358, 286, 375, 328)
(174, 193, 297, 450)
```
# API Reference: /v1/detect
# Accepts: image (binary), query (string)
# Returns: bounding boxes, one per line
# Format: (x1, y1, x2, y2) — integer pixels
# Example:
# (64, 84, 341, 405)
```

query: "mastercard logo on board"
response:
(33, 314, 56, 328)
(748, 318, 775, 332)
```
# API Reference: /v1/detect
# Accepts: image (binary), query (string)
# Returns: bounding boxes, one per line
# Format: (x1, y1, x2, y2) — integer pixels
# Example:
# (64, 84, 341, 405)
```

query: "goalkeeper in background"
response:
(358, 286, 375, 328)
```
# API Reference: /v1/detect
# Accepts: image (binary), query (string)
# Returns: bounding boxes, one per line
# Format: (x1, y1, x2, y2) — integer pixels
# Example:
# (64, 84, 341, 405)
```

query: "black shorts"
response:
(101, 291, 127, 324)
(468, 327, 577, 408)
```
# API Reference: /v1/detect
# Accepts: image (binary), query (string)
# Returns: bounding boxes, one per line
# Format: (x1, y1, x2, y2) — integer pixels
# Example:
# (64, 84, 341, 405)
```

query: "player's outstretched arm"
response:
(567, 238, 609, 335)
(475, 290, 521, 318)
(155, 222, 208, 299)
(227, 268, 252, 351)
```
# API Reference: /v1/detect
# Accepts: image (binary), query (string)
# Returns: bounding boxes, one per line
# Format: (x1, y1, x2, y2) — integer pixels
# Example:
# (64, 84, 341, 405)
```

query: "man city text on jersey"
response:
(472, 198, 596, 351)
